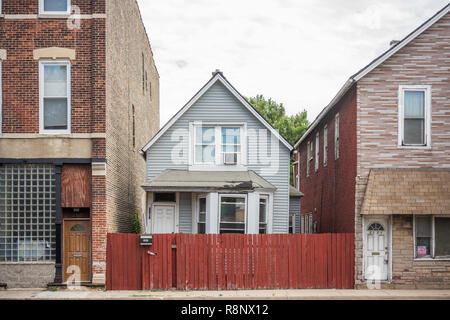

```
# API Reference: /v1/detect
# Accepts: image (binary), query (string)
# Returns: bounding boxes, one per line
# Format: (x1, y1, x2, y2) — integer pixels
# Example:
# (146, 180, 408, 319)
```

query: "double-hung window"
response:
(306, 141, 312, 177)
(40, 61, 71, 134)
(315, 133, 319, 172)
(323, 125, 328, 166)
(222, 127, 241, 164)
(197, 197, 206, 234)
(259, 195, 268, 234)
(335, 114, 339, 160)
(40, 0, 71, 15)
(415, 216, 450, 259)
(399, 86, 431, 147)
(193, 125, 244, 166)
(219, 196, 246, 234)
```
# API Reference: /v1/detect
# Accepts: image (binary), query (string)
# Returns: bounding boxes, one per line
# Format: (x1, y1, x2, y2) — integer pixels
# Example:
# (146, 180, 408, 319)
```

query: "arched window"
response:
(367, 223, 384, 231)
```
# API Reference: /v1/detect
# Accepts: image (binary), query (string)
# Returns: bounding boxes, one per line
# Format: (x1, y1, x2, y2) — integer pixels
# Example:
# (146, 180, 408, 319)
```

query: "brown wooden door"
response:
(64, 220, 91, 282)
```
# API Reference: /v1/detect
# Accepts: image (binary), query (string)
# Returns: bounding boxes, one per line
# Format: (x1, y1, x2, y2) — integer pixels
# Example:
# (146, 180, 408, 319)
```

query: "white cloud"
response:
(136, 0, 449, 126)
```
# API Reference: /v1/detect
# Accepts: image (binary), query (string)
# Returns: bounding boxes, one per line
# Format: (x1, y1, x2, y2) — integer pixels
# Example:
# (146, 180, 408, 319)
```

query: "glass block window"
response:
(0, 164, 56, 262)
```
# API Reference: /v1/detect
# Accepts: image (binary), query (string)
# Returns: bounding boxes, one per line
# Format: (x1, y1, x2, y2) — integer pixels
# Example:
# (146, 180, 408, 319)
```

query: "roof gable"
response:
(142, 73, 293, 152)
(294, 3, 450, 148)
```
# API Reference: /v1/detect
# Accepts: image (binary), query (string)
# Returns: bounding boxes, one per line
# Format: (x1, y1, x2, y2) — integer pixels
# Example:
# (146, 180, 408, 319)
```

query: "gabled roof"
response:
(141, 72, 293, 152)
(294, 3, 450, 149)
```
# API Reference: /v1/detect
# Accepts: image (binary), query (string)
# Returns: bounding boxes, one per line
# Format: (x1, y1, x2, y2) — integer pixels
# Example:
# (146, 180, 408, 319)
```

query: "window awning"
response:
(361, 169, 450, 215)
(142, 170, 276, 192)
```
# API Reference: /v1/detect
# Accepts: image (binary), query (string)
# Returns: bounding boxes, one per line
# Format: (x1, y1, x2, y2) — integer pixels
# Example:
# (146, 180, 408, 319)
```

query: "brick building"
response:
(293, 4, 450, 288)
(0, 0, 159, 287)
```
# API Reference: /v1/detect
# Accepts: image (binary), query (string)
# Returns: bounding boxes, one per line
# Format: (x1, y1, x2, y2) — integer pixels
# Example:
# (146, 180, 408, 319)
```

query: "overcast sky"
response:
(136, 0, 449, 126)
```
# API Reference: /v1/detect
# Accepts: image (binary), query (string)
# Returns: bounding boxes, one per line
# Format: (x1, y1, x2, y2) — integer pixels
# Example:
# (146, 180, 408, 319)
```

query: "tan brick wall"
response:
(355, 12, 450, 288)
(105, 0, 160, 234)
(390, 215, 450, 289)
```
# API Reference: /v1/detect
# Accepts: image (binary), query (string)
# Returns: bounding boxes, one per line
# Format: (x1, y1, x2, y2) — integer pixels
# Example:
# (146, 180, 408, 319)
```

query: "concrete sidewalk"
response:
(1, 288, 450, 300)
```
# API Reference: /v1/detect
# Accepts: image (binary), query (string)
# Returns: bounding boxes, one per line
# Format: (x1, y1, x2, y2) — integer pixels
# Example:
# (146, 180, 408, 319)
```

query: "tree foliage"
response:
(247, 95, 309, 146)
(132, 210, 141, 234)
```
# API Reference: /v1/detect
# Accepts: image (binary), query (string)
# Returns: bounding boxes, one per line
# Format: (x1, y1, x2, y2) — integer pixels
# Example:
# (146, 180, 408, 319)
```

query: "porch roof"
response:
(142, 170, 276, 192)
(289, 185, 304, 198)
(361, 169, 450, 215)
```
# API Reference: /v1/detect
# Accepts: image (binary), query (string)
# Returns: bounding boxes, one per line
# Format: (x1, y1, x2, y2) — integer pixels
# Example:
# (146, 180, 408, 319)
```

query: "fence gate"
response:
(106, 233, 354, 290)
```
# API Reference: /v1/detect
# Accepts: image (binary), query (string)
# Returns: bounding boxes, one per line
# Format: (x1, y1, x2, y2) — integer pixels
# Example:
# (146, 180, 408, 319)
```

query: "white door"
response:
(152, 205, 176, 234)
(364, 219, 389, 281)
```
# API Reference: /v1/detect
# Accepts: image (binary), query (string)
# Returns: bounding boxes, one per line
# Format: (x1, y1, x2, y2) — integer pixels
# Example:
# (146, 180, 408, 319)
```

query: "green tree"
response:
(247, 95, 308, 146)
(247, 95, 309, 185)
(132, 210, 141, 234)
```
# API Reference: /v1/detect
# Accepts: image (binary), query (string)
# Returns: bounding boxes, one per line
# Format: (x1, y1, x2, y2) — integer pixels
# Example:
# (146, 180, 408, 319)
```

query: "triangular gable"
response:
(294, 3, 450, 148)
(141, 72, 293, 152)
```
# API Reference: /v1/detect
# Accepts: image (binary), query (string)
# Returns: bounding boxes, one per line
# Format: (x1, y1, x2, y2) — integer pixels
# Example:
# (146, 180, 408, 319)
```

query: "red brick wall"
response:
(1, 0, 103, 15)
(297, 84, 357, 233)
(0, 10, 105, 133)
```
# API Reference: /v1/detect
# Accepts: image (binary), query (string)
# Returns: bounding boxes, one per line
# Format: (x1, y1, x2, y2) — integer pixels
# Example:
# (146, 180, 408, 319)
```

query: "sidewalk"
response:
(1, 288, 450, 300)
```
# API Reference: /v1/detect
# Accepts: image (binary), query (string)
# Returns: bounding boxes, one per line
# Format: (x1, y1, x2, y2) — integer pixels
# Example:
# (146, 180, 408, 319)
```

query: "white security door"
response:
(365, 220, 389, 281)
(152, 205, 176, 234)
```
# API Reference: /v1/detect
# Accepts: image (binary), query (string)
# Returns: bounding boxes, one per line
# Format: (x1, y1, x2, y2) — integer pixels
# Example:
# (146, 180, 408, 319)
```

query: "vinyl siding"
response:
(146, 81, 291, 233)
(289, 197, 301, 234)
(179, 192, 192, 233)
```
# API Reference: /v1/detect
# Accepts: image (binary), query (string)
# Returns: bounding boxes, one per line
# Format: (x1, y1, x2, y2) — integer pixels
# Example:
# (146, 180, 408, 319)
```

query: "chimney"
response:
(212, 69, 223, 77)
(390, 40, 400, 47)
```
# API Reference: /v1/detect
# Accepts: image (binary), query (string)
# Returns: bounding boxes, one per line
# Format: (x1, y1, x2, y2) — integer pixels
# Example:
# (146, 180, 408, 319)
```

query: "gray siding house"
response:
(140, 71, 299, 235)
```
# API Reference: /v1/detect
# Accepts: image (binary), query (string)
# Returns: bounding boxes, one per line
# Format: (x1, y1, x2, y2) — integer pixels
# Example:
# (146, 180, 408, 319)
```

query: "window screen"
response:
(434, 218, 450, 257)
(0, 164, 56, 262)
(220, 197, 246, 234)
(415, 216, 432, 257)
(403, 91, 425, 145)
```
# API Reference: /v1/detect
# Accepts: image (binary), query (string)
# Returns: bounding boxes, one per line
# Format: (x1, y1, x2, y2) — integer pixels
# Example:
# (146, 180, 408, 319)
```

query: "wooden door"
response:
(64, 220, 91, 282)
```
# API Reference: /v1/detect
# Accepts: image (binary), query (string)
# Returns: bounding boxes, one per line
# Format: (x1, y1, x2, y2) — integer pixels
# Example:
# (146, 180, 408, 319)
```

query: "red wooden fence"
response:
(106, 233, 354, 290)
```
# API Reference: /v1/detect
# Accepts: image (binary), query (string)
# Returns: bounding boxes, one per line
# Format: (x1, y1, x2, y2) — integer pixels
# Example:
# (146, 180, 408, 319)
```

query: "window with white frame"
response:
(334, 113, 340, 160)
(39, 0, 71, 14)
(415, 215, 450, 259)
(323, 125, 328, 166)
(399, 86, 431, 147)
(39, 61, 71, 133)
(306, 141, 312, 177)
(315, 133, 319, 172)
(194, 126, 216, 164)
(259, 195, 268, 234)
(219, 195, 246, 234)
(193, 125, 244, 166)
(221, 127, 241, 164)
(197, 197, 206, 234)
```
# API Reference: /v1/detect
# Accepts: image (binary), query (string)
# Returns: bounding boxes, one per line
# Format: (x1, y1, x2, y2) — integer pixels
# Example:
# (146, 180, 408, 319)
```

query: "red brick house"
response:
(293, 4, 450, 288)
(0, 0, 159, 287)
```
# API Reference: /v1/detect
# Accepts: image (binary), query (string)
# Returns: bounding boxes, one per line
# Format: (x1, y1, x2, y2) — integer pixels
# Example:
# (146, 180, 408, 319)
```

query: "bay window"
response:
(40, 0, 71, 14)
(40, 61, 71, 134)
(197, 197, 206, 234)
(399, 85, 431, 147)
(415, 215, 450, 259)
(259, 196, 268, 234)
(219, 196, 246, 234)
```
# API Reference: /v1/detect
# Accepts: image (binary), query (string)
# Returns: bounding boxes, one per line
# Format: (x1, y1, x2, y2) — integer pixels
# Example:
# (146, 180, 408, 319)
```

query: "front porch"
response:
(142, 170, 277, 235)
